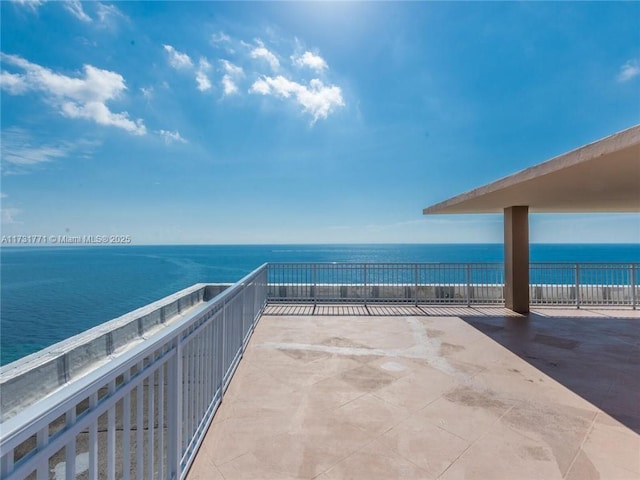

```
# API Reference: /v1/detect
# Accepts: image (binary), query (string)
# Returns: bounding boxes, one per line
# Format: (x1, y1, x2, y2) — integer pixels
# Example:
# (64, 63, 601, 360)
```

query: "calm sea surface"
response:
(1, 244, 638, 365)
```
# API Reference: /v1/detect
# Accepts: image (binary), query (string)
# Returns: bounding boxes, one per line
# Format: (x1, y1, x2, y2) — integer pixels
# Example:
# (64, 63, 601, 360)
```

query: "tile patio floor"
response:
(187, 306, 640, 479)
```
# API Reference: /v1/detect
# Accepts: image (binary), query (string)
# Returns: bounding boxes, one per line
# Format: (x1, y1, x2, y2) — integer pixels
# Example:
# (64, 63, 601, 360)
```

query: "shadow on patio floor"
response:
(459, 311, 640, 434)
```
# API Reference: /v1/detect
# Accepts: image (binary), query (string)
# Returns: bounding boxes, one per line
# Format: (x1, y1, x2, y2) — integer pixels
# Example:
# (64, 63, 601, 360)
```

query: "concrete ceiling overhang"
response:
(423, 125, 640, 214)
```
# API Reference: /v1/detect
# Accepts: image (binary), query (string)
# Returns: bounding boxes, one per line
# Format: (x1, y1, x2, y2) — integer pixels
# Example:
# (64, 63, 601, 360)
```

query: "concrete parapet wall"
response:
(531, 284, 637, 304)
(268, 283, 500, 302)
(0, 283, 231, 422)
(268, 283, 637, 305)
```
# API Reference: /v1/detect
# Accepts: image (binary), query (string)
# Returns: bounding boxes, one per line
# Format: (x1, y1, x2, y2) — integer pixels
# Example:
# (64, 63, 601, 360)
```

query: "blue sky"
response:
(1, 1, 639, 244)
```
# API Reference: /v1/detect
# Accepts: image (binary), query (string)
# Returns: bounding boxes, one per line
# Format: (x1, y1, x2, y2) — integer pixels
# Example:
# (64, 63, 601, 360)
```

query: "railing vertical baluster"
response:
(147, 368, 155, 480)
(221, 298, 227, 390)
(122, 372, 131, 480)
(201, 325, 209, 416)
(215, 309, 221, 399)
(313, 264, 317, 306)
(575, 264, 581, 309)
(198, 323, 205, 425)
(363, 264, 368, 304)
(251, 282, 257, 328)
(253, 275, 258, 316)
(414, 263, 419, 306)
(1, 449, 13, 479)
(563, 263, 567, 305)
(632, 264, 636, 310)
(206, 320, 213, 409)
(65, 405, 77, 480)
(192, 335, 199, 447)
(240, 287, 246, 350)
(190, 336, 195, 449)
(158, 363, 165, 480)
(167, 338, 183, 480)
(1, 451, 12, 478)
(36, 424, 48, 479)
(136, 367, 144, 480)
(466, 263, 471, 307)
(181, 343, 188, 455)
(88, 391, 98, 479)
(556, 264, 562, 305)
(107, 380, 116, 480)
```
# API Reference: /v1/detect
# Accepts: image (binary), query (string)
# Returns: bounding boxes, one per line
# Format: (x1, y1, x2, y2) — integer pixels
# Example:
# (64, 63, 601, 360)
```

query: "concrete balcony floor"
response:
(188, 305, 639, 479)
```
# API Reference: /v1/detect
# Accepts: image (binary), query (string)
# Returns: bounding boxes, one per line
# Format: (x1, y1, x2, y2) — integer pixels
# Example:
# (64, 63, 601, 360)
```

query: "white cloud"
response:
(96, 3, 128, 25)
(250, 78, 270, 95)
(141, 86, 153, 98)
(211, 31, 235, 54)
(220, 60, 243, 96)
(221, 59, 244, 77)
(195, 58, 212, 91)
(617, 59, 640, 82)
(9, 0, 46, 12)
(250, 41, 280, 71)
(1, 193, 7, 199)
(0, 127, 99, 175)
(0, 71, 29, 94)
(222, 76, 238, 95)
(292, 51, 328, 73)
(63, 0, 92, 22)
(164, 46, 213, 92)
(211, 31, 231, 44)
(61, 101, 146, 133)
(3, 142, 67, 165)
(249, 76, 344, 123)
(0, 53, 146, 135)
(163, 45, 193, 70)
(159, 129, 187, 145)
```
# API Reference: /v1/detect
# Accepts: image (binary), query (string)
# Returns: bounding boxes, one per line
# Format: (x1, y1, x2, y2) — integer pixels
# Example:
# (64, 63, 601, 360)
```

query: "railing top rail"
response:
(0, 263, 268, 450)
(530, 262, 640, 265)
(267, 262, 639, 266)
(267, 262, 505, 266)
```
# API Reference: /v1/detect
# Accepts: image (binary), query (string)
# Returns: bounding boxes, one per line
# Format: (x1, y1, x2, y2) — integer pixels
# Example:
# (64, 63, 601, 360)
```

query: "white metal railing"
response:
(267, 262, 639, 308)
(0, 264, 268, 480)
(267, 262, 505, 305)
(530, 262, 638, 307)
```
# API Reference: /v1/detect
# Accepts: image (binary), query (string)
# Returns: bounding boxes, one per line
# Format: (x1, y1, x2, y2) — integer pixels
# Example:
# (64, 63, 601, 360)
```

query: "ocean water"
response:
(1, 244, 638, 365)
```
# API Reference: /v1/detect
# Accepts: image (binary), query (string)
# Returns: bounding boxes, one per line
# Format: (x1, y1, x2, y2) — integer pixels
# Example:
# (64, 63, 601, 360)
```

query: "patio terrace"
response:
(187, 305, 639, 479)
(1, 264, 638, 480)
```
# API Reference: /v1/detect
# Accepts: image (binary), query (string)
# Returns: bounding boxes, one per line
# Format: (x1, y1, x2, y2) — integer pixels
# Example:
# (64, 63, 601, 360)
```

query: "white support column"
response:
(504, 206, 530, 314)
